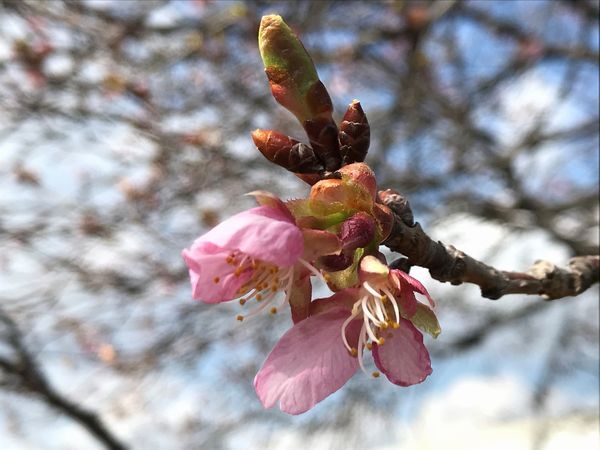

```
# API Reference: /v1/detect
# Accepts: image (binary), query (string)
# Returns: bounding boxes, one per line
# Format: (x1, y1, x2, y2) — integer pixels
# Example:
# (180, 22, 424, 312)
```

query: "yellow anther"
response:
(378, 337, 385, 345)
(270, 307, 277, 314)
(212, 276, 220, 284)
(226, 256, 234, 264)
(256, 294, 263, 301)
(380, 322, 389, 329)
(239, 299, 246, 306)
(392, 321, 400, 329)
(236, 315, 244, 322)
(366, 342, 373, 350)
(381, 295, 388, 303)
(372, 371, 380, 378)
(350, 347, 358, 357)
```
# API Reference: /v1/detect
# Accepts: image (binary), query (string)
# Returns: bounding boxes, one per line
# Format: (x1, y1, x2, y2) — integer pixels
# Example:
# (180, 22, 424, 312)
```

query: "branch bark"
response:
(379, 189, 600, 300)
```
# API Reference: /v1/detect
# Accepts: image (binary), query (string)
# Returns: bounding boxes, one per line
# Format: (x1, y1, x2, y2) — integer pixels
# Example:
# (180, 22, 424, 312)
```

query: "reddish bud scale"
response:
(303, 117, 341, 172)
(252, 129, 324, 173)
(303, 81, 340, 172)
(339, 100, 370, 165)
(337, 163, 377, 200)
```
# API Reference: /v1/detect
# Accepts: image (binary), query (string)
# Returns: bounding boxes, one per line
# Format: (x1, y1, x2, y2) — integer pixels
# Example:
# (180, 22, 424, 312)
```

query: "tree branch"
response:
(0, 309, 127, 450)
(379, 189, 600, 300)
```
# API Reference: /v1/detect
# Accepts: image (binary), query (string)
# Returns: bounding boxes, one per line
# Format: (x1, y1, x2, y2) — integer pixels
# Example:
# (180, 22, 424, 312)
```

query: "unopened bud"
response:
(259, 15, 324, 123)
(258, 15, 341, 172)
(251, 129, 323, 173)
(339, 212, 376, 251)
(339, 100, 370, 165)
(338, 163, 377, 200)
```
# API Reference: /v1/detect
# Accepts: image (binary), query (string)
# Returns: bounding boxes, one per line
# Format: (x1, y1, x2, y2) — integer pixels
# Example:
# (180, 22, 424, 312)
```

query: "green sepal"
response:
(323, 248, 365, 291)
(405, 303, 441, 339)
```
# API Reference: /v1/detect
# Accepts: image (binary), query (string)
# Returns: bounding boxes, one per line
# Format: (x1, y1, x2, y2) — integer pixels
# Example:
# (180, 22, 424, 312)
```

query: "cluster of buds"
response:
(252, 15, 370, 181)
(182, 15, 441, 415)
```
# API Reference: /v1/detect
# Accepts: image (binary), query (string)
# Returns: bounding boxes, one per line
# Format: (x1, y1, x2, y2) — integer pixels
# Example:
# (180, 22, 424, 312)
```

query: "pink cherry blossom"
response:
(182, 204, 303, 305)
(254, 257, 438, 414)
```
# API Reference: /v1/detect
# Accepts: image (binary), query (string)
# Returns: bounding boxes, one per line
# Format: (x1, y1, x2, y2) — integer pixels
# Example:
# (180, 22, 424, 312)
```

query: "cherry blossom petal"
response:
(399, 292, 418, 318)
(182, 246, 251, 303)
(309, 288, 360, 316)
(372, 318, 432, 387)
(246, 190, 295, 222)
(394, 270, 435, 308)
(254, 308, 361, 414)
(195, 205, 303, 267)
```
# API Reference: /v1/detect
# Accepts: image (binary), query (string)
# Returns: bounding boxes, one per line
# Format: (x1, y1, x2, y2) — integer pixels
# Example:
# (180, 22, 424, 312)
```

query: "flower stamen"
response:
(340, 309, 360, 353)
(297, 258, 326, 284)
(382, 287, 400, 325)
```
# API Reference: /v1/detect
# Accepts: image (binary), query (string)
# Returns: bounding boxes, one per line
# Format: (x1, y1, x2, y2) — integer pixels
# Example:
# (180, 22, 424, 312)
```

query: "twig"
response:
(379, 189, 600, 300)
(0, 309, 127, 450)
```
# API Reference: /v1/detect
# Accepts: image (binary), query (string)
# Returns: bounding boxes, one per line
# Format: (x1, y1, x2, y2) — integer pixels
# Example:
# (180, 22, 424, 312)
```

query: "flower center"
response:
(340, 280, 401, 377)
(220, 251, 320, 321)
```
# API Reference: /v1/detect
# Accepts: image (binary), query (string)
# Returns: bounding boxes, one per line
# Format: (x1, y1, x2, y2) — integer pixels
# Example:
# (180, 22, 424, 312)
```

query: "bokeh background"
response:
(0, 1, 598, 449)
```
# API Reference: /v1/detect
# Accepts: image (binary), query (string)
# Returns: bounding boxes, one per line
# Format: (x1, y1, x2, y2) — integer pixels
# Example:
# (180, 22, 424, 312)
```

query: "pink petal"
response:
(394, 270, 436, 308)
(399, 291, 418, 318)
(246, 190, 295, 222)
(196, 206, 303, 267)
(372, 318, 432, 387)
(182, 245, 251, 303)
(309, 288, 360, 316)
(254, 308, 362, 415)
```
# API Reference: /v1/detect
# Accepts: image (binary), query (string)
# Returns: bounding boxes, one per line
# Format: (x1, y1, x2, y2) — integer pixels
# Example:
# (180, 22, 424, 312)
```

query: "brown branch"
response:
(379, 189, 600, 300)
(0, 309, 127, 450)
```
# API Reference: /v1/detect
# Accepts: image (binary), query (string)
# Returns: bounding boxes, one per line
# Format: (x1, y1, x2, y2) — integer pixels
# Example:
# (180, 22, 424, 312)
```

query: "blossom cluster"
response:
(182, 164, 440, 414)
(181, 14, 441, 414)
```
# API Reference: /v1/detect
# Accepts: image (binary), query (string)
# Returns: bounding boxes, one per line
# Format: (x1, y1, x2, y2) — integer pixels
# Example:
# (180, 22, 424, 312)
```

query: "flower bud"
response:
(258, 15, 341, 172)
(251, 129, 323, 173)
(337, 162, 377, 200)
(339, 212, 376, 252)
(339, 100, 370, 165)
(259, 15, 321, 123)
